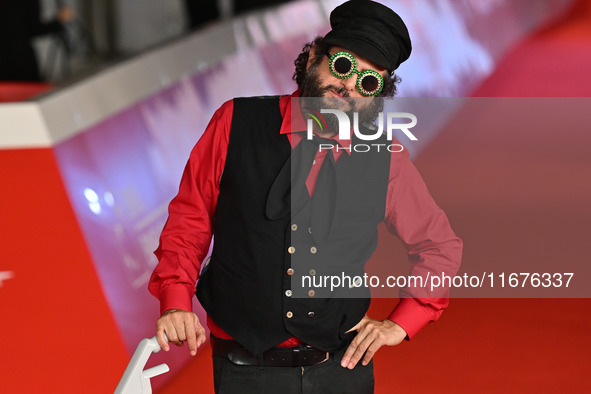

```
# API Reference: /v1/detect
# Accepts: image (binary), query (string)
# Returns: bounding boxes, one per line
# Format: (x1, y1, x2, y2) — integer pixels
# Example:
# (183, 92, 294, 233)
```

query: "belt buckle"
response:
(304, 345, 330, 365)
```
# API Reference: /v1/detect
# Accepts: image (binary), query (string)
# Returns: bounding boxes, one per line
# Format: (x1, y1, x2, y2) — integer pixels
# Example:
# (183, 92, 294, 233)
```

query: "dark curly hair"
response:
(292, 36, 401, 97)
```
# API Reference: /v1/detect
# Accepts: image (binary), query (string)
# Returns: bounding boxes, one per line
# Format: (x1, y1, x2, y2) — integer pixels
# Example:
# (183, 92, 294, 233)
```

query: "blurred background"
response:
(0, 0, 298, 86)
(1, 0, 590, 393)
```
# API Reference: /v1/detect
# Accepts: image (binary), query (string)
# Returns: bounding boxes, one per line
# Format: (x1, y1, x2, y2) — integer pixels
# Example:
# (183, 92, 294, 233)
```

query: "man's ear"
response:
(306, 44, 317, 71)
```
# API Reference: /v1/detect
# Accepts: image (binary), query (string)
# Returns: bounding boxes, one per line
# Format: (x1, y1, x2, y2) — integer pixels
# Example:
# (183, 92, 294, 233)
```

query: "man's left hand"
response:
(341, 316, 407, 369)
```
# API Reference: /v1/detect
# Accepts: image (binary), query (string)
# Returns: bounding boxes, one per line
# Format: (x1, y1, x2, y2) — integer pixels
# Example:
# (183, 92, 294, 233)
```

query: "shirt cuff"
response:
(387, 298, 433, 340)
(159, 284, 194, 315)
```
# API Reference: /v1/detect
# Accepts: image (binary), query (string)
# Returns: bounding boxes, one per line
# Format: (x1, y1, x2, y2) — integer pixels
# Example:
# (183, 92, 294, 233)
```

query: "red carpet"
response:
(156, 1, 591, 392)
(0, 82, 53, 102)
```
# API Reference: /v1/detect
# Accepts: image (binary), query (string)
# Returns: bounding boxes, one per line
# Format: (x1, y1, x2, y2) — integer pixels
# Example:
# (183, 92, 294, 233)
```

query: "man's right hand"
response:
(156, 309, 207, 356)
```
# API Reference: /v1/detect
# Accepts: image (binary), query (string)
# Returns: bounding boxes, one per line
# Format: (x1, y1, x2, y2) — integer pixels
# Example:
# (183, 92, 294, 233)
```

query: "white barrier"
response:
(114, 336, 169, 394)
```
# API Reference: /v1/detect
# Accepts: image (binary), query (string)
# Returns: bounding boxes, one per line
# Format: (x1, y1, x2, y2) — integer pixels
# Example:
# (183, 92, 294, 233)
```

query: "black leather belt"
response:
(211, 336, 330, 367)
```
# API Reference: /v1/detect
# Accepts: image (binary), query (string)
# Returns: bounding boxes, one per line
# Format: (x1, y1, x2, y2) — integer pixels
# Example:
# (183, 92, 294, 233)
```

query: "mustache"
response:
(319, 85, 350, 98)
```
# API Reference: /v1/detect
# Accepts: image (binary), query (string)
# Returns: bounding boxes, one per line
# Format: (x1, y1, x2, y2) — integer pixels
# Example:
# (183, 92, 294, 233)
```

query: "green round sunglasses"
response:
(326, 51, 385, 97)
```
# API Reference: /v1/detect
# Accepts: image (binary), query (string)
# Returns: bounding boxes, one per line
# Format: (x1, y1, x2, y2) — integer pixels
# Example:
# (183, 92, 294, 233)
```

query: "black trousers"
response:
(212, 349, 374, 394)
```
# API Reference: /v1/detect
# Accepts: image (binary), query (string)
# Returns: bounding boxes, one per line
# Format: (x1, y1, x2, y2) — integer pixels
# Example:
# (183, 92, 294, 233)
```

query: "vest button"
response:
(288, 246, 296, 254)
(291, 224, 298, 231)
(285, 290, 292, 297)
(308, 290, 315, 297)
(287, 268, 294, 276)
(286, 311, 294, 318)
(309, 269, 316, 276)
(308, 312, 315, 318)
(310, 246, 317, 254)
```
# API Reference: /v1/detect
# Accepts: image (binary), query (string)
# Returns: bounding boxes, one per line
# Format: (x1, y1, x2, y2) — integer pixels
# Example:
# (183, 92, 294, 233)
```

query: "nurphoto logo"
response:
(304, 108, 418, 153)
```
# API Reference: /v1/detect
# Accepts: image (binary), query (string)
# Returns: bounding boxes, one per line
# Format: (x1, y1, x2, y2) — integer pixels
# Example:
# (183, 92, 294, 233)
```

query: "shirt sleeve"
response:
(148, 100, 233, 315)
(384, 150, 463, 339)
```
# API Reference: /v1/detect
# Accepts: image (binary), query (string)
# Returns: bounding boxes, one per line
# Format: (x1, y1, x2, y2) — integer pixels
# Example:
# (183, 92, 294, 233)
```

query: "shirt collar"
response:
(279, 90, 352, 156)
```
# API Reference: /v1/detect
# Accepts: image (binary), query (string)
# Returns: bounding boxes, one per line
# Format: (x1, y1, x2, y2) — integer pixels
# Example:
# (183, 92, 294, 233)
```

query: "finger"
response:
(175, 319, 187, 345)
(345, 321, 361, 334)
(346, 330, 376, 369)
(165, 325, 178, 343)
(184, 318, 198, 356)
(163, 321, 182, 345)
(340, 327, 371, 368)
(361, 336, 385, 366)
(195, 321, 207, 348)
(156, 326, 170, 352)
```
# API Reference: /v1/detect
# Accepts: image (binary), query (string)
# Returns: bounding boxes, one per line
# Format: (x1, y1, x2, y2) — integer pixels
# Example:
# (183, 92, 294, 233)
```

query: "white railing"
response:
(114, 336, 169, 394)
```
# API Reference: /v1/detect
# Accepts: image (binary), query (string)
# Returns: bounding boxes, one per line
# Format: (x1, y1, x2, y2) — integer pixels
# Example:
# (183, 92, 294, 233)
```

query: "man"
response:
(149, 1, 462, 392)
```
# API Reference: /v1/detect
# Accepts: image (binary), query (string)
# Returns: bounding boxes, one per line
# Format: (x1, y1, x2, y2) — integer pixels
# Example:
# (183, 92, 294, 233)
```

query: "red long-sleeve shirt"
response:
(149, 91, 463, 345)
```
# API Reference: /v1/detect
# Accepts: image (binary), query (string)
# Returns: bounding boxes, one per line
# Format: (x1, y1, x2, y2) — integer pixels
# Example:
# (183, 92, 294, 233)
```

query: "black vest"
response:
(197, 96, 391, 355)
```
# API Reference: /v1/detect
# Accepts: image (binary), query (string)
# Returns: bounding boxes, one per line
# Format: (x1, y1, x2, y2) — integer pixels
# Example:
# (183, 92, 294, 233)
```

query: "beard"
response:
(299, 62, 384, 136)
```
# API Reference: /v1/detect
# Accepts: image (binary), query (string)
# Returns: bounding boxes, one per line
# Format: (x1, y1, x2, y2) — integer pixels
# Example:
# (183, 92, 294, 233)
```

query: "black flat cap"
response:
(323, 0, 412, 74)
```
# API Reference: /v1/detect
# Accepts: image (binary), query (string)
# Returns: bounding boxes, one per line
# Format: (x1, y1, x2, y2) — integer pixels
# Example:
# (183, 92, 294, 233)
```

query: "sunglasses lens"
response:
(360, 75, 380, 95)
(333, 56, 353, 76)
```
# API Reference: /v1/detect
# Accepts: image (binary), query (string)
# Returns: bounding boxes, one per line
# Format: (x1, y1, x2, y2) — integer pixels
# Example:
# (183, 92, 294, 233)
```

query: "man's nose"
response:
(341, 73, 359, 94)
